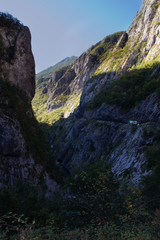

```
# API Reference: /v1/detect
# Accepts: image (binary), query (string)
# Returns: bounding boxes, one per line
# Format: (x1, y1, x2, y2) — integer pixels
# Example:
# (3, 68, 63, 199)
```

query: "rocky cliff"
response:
(45, 32, 124, 121)
(32, 56, 78, 124)
(44, 0, 160, 184)
(0, 14, 35, 100)
(0, 13, 58, 197)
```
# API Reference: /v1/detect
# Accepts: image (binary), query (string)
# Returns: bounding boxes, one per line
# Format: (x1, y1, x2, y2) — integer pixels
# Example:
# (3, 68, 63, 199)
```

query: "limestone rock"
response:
(0, 25, 35, 100)
(0, 15, 58, 196)
(47, 0, 160, 184)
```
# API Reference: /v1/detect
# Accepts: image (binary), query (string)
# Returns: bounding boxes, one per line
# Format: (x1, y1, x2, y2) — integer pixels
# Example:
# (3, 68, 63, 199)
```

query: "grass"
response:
(1, 169, 160, 240)
(152, 0, 160, 14)
(34, 93, 81, 125)
(32, 57, 79, 125)
(89, 31, 125, 67)
(94, 42, 131, 75)
(36, 56, 77, 83)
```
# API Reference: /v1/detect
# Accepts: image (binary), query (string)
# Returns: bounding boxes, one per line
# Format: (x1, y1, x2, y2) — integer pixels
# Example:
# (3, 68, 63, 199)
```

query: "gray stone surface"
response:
(48, 0, 160, 184)
(0, 25, 35, 100)
(0, 22, 59, 196)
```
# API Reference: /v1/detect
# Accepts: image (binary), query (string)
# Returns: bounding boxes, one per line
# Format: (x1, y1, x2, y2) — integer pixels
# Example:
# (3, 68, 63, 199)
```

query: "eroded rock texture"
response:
(0, 16, 58, 197)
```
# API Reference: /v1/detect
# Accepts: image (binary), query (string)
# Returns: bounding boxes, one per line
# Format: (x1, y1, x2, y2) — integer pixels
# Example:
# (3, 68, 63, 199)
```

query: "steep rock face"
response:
(0, 109, 59, 197)
(0, 114, 42, 187)
(78, 0, 160, 108)
(0, 15, 58, 196)
(32, 56, 78, 124)
(47, 0, 160, 183)
(46, 52, 100, 115)
(49, 118, 157, 183)
(128, 0, 160, 61)
(45, 32, 123, 120)
(0, 24, 35, 100)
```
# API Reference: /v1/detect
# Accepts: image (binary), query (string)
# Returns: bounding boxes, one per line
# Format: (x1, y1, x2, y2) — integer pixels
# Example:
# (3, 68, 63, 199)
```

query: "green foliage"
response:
(65, 162, 122, 226)
(0, 166, 160, 239)
(33, 91, 81, 125)
(0, 12, 22, 28)
(36, 56, 77, 83)
(0, 182, 49, 223)
(90, 31, 125, 64)
(32, 57, 78, 125)
(1, 186, 160, 239)
(0, 182, 53, 239)
(87, 62, 160, 112)
(152, 0, 160, 14)
(141, 128, 160, 210)
(0, 212, 29, 239)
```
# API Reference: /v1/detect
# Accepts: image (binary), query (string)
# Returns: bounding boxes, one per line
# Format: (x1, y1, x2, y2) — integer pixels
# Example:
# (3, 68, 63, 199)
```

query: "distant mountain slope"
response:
(32, 56, 77, 124)
(43, 0, 160, 186)
(33, 33, 124, 124)
(36, 56, 77, 85)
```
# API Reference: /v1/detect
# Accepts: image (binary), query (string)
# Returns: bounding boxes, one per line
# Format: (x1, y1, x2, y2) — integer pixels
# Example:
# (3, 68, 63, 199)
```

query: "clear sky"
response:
(1, 0, 142, 73)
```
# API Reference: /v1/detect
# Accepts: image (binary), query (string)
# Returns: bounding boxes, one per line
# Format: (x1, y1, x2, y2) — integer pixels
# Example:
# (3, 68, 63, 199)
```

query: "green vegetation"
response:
(89, 31, 125, 64)
(32, 56, 78, 125)
(87, 61, 160, 112)
(93, 29, 150, 76)
(94, 41, 131, 75)
(142, 127, 160, 210)
(152, 0, 160, 14)
(33, 93, 81, 125)
(36, 56, 77, 83)
(0, 12, 22, 28)
(0, 162, 160, 239)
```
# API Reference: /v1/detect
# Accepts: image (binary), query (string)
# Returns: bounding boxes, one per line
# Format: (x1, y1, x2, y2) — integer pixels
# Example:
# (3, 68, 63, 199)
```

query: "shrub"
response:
(87, 62, 160, 112)
(65, 162, 122, 226)
(0, 12, 22, 28)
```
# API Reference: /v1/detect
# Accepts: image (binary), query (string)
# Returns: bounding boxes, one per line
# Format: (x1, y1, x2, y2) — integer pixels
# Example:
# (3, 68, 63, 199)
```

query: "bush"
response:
(0, 12, 22, 28)
(87, 62, 160, 112)
(65, 162, 122, 226)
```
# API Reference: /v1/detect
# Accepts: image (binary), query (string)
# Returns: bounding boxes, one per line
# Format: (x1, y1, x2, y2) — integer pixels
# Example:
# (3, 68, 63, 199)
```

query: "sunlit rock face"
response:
(47, 0, 160, 184)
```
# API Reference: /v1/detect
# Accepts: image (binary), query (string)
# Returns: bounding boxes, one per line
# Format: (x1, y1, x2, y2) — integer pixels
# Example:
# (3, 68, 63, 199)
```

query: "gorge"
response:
(1, 0, 160, 238)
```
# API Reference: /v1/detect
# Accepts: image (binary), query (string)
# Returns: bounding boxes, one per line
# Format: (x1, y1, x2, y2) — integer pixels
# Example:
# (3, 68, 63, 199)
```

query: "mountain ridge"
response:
(1, 2, 160, 238)
(39, 0, 160, 185)
(36, 56, 77, 83)
(32, 56, 78, 123)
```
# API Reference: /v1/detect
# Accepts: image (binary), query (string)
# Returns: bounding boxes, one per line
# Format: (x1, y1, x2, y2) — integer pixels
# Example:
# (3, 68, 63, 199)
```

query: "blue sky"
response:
(1, 0, 142, 73)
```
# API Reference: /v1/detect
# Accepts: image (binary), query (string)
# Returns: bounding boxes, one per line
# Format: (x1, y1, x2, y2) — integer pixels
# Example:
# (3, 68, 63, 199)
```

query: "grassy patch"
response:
(36, 56, 77, 83)
(89, 32, 125, 68)
(32, 57, 78, 125)
(152, 0, 160, 14)
(35, 94, 81, 125)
